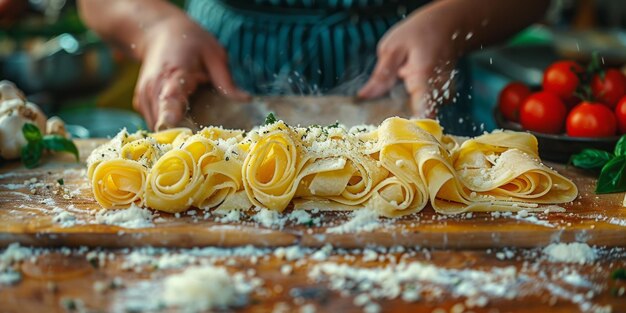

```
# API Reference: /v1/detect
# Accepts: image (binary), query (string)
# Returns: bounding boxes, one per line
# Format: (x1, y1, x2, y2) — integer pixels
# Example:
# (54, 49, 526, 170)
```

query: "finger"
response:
(202, 49, 250, 101)
(409, 83, 436, 118)
(133, 80, 156, 130)
(154, 73, 197, 130)
(402, 71, 439, 118)
(357, 50, 406, 99)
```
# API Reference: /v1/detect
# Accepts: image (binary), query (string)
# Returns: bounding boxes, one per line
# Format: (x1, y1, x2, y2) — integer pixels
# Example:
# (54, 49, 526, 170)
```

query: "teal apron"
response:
(187, 0, 427, 94)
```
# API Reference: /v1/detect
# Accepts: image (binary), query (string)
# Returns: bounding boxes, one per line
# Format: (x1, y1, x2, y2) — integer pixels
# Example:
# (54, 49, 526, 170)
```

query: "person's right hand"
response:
(135, 16, 250, 130)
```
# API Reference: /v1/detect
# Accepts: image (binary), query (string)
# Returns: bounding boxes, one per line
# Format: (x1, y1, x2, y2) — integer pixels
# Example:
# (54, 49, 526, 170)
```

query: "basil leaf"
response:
(263, 113, 277, 126)
(570, 149, 613, 170)
(614, 135, 626, 157)
(21, 142, 43, 169)
(595, 155, 626, 194)
(612, 268, 626, 280)
(42, 135, 80, 161)
(22, 123, 42, 142)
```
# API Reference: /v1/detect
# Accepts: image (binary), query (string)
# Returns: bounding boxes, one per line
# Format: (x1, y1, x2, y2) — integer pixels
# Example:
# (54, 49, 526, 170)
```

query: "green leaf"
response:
(263, 113, 277, 126)
(22, 123, 42, 142)
(42, 135, 80, 161)
(57, 178, 64, 185)
(611, 268, 626, 280)
(21, 142, 43, 169)
(570, 149, 613, 170)
(595, 155, 626, 194)
(614, 135, 626, 157)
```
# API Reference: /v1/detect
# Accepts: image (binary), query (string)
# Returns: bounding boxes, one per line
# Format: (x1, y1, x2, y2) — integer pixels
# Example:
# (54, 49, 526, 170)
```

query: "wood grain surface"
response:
(0, 139, 625, 250)
(0, 245, 624, 313)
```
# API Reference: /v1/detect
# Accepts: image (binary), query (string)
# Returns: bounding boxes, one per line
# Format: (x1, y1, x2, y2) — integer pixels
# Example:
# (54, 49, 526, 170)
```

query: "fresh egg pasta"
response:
(87, 117, 578, 217)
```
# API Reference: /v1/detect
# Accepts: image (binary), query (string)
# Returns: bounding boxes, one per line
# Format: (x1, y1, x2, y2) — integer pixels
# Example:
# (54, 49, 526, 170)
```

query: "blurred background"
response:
(1, 0, 626, 137)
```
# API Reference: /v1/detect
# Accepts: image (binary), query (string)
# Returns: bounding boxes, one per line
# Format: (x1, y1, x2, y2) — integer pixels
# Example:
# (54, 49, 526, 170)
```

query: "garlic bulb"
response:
(0, 80, 68, 160)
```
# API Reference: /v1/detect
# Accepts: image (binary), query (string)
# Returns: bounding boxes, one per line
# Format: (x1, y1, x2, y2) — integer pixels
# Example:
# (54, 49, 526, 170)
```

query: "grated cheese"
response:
(543, 243, 597, 264)
(94, 203, 154, 229)
(162, 266, 241, 311)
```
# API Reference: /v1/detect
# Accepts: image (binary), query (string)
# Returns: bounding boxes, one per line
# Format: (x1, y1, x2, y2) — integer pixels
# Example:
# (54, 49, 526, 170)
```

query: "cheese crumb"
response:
(543, 243, 597, 264)
(162, 266, 250, 311)
(326, 209, 381, 234)
(0, 243, 34, 285)
(253, 208, 285, 229)
(281, 264, 293, 276)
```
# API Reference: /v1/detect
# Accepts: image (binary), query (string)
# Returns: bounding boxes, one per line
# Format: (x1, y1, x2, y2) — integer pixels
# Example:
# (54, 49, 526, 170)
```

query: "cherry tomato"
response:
(566, 102, 617, 138)
(519, 91, 567, 134)
(616, 96, 626, 134)
(498, 82, 531, 122)
(542, 60, 583, 101)
(591, 69, 626, 108)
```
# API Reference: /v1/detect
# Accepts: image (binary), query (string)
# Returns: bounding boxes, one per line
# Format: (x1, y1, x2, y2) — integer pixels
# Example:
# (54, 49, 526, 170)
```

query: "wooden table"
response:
(1, 139, 625, 313)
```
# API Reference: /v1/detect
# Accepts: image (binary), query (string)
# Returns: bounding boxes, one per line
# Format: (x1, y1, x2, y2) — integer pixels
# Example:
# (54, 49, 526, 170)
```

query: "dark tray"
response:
(494, 110, 619, 163)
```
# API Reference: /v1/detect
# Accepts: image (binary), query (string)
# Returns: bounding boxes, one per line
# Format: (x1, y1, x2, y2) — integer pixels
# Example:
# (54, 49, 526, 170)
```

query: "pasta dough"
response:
(87, 117, 578, 216)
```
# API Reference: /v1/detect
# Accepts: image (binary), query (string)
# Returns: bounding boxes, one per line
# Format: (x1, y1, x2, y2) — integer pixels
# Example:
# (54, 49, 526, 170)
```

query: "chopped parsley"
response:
(327, 121, 340, 128)
(264, 113, 278, 125)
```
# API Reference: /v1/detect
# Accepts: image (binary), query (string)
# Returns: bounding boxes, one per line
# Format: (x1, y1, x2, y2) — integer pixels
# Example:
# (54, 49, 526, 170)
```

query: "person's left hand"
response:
(357, 10, 456, 117)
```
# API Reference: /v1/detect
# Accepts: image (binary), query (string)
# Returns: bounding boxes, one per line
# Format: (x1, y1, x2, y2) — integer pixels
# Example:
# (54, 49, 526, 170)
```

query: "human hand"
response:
(135, 16, 250, 130)
(357, 11, 457, 118)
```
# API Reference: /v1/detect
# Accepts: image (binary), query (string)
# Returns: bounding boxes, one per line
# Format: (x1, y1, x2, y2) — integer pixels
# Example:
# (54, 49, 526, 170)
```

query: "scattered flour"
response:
(214, 210, 242, 223)
(326, 209, 381, 234)
(0, 243, 34, 285)
(51, 207, 77, 227)
(288, 210, 313, 225)
(309, 261, 519, 306)
(543, 243, 597, 264)
(94, 204, 154, 229)
(122, 249, 196, 271)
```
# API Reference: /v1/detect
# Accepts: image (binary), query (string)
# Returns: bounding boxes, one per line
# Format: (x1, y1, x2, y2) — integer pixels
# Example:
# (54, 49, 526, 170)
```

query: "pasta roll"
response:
(242, 121, 307, 211)
(145, 148, 203, 213)
(91, 159, 147, 209)
(362, 117, 435, 213)
(297, 154, 388, 207)
(367, 176, 420, 217)
(291, 124, 388, 208)
(181, 134, 246, 210)
(453, 132, 577, 204)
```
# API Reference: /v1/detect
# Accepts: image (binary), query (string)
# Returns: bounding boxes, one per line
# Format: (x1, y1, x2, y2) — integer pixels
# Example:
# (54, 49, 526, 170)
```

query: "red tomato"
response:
(566, 102, 617, 137)
(519, 91, 567, 134)
(542, 61, 583, 101)
(616, 97, 626, 134)
(498, 82, 531, 122)
(591, 69, 626, 108)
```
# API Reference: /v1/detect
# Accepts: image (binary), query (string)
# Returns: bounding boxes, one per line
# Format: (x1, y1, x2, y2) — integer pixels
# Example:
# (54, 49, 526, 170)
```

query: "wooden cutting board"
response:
(1, 139, 625, 249)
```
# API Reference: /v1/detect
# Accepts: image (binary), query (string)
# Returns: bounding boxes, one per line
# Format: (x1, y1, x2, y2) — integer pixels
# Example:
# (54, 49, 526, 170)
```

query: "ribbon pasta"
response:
(88, 117, 578, 217)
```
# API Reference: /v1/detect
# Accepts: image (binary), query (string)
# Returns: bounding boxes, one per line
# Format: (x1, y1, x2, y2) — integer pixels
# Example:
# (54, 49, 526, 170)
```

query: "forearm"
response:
(77, 0, 188, 59)
(416, 0, 549, 57)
